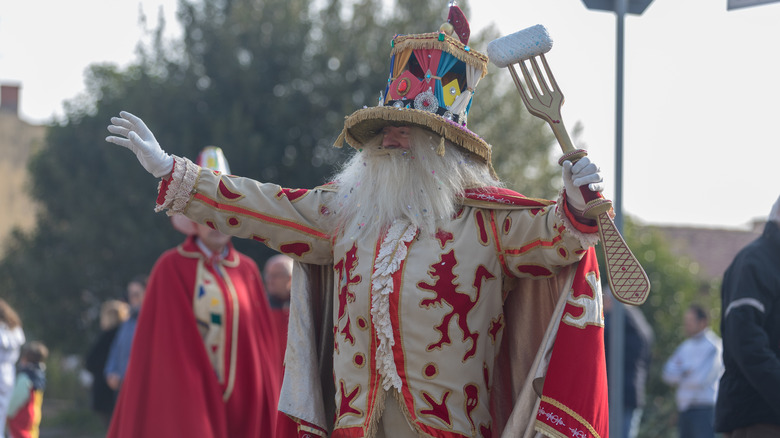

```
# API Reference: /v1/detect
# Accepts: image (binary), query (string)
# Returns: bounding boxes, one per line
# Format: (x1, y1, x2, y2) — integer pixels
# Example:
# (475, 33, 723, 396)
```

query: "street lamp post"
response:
(580, 0, 653, 436)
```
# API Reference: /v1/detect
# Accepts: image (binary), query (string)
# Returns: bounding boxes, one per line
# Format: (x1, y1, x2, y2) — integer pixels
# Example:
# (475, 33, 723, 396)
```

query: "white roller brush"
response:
(486, 24, 553, 68)
(486, 24, 577, 159)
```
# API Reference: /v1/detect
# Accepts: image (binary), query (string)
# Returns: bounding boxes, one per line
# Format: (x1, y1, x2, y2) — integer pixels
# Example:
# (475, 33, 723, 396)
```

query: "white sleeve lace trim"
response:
(555, 188, 600, 249)
(155, 155, 200, 215)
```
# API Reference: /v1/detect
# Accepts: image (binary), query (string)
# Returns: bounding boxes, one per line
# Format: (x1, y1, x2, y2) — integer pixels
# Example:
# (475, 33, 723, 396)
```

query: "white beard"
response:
(325, 128, 501, 239)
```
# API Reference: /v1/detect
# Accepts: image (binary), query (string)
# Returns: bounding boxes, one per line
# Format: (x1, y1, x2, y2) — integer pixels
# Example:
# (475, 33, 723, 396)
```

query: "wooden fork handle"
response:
(598, 213, 651, 305)
(548, 118, 578, 156)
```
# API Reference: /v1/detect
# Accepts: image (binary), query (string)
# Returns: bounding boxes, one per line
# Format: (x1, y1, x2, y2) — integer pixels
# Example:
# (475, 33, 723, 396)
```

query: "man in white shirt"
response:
(663, 304, 724, 438)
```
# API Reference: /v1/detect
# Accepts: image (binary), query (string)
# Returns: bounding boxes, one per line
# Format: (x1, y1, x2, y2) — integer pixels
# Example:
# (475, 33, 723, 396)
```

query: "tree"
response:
(0, 0, 556, 352)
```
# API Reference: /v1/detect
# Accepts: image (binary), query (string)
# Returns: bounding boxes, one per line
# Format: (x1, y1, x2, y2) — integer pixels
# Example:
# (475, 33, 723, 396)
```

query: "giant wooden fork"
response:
(508, 54, 650, 306)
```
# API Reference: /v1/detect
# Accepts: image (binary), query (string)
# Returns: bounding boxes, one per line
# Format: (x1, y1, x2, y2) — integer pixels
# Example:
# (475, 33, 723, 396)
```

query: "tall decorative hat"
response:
(335, 3, 492, 166)
(170, 146, 232, 235)
(196, 146, 232, 175)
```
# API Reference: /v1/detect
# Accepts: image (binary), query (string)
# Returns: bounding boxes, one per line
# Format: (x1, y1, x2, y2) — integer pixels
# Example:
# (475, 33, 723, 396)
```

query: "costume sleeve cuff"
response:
(154, 155, 200, 215)
(297, 419, 328, 437)
(556, 189, 600, 248)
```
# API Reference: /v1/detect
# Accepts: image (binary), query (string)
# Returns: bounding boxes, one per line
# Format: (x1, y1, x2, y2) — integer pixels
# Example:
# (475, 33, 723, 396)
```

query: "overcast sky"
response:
(2, 0, 779, 229)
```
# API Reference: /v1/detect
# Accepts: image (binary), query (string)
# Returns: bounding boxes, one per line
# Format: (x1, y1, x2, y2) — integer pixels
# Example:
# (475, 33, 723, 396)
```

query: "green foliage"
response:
(603, 217, 721, 438)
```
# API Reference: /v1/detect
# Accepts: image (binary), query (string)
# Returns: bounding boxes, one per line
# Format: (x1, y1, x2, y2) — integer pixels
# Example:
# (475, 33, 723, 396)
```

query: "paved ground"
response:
(38, 398, 107, 438)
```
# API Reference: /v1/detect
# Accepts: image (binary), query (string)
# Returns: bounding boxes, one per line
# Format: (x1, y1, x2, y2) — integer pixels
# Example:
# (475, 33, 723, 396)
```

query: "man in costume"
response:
(106, 147, 286, 438)
(106, 6, 609, 438)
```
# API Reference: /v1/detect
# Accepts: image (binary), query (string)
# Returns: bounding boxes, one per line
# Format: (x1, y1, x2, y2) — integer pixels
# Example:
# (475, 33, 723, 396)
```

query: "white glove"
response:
(106, 111, 174, 178)
(562, 156, 605, 212)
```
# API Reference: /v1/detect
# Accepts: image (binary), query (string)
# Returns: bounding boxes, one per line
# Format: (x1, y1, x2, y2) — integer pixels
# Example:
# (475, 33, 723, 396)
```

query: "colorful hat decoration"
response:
(196, 146, 232, 175)
(171, 146, 232, 235)
(335, 4, 493, 170)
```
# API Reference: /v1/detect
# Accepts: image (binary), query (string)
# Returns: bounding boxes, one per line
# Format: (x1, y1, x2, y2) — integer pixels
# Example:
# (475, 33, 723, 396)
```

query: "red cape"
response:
(107, 236, 285, 438)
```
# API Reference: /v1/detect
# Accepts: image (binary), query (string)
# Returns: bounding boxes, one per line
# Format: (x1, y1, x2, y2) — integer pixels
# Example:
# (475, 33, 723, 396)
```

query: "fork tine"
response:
(518, 61, 541, 102)
(507, 65, 533, 108)
(539, 54, 560, 94)
(529, 56, 552, 97)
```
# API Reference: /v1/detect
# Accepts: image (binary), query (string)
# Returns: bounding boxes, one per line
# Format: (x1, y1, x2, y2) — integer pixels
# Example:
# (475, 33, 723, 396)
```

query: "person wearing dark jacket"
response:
(604, 290, 654, 438)
(85, 300, 129, 424)
(715, 195, 780, 437)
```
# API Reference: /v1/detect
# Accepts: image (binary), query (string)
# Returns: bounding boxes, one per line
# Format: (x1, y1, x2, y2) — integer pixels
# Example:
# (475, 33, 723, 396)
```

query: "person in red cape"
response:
(106, 5, 610, 438)
(106, 147, 287, 438)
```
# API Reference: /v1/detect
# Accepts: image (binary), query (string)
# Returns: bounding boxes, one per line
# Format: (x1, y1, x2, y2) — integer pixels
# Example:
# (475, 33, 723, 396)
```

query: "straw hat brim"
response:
(342, 106, 492, 164)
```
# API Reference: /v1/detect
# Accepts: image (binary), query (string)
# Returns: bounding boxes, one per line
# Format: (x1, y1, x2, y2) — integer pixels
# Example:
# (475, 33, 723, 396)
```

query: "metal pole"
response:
(615, 5, 625, 233)
(610, 0, 627, 436)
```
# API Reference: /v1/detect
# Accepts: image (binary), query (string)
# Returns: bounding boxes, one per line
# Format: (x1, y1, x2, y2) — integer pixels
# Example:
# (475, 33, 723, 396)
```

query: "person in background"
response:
(263, 254, 293, 356)
(6, 341, 48, 438)
(662, 304, 723, 438)
(106, 147, 290, 438)
(104, 275, 147, 393)
(715, 194, 780, 437)
(0, 300, 25, 438)
(85, 300, 130, 425)
(604, 289, 654, 438)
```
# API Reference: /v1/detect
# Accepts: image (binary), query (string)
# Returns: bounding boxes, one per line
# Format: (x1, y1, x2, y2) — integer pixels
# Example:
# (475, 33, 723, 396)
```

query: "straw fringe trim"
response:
(365, 390, 387, 438)
(344, 106, 492, 163)
(333, 129, 346, 148)
(344, 129, 361, 150)
(392, 33, 488, 78)
(155, 155, 199, 215)
(391, 390, 430, 438)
